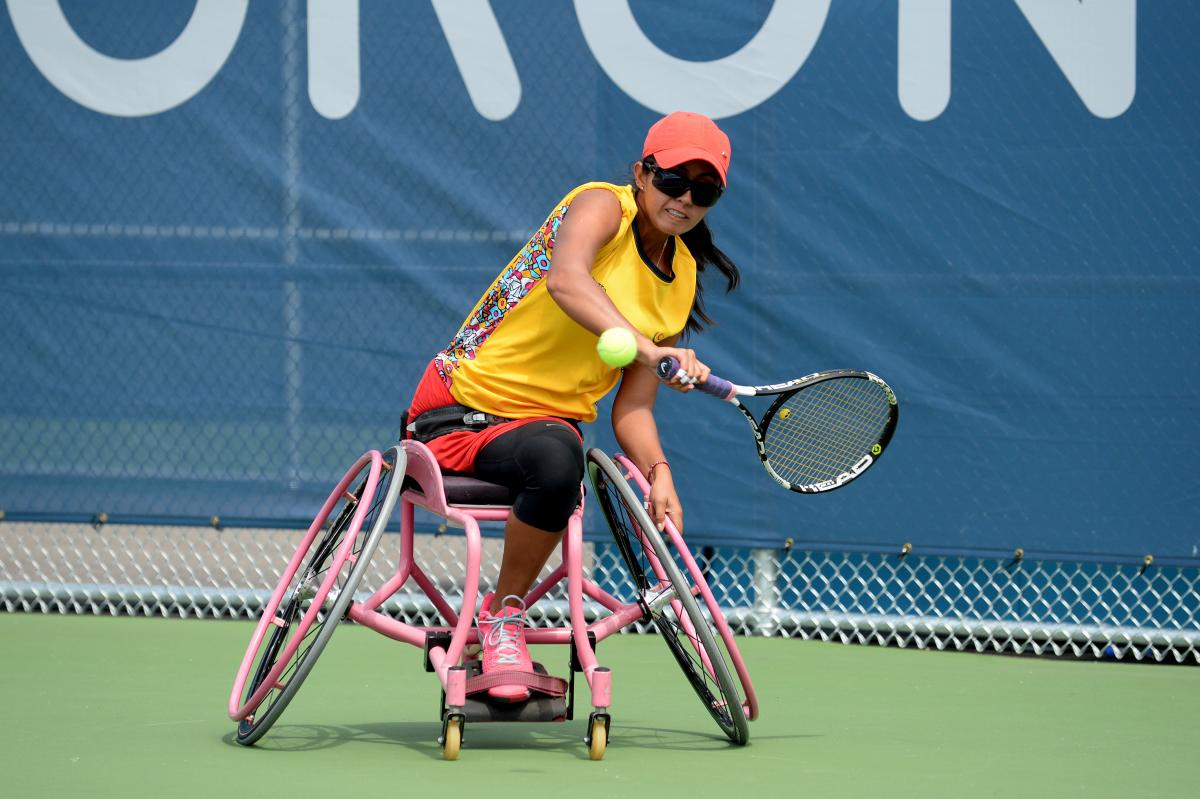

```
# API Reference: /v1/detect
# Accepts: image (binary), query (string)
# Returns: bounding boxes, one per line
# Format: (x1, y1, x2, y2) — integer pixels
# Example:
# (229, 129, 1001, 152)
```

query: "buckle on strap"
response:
(407, 403, 513, 443)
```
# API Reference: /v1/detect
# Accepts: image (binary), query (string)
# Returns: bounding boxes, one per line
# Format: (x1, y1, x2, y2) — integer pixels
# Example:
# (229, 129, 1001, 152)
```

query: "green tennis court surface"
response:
(2, 613, 1195, 798)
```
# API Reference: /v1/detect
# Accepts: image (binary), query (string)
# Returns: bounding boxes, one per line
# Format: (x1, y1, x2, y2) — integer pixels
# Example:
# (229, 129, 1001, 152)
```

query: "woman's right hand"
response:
(646, 465, 683, 534)
(636, 340, 710, 392)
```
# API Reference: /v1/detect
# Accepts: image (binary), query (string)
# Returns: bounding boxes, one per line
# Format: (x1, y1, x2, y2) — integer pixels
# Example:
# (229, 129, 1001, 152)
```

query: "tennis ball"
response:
(597, 327, 637, 367)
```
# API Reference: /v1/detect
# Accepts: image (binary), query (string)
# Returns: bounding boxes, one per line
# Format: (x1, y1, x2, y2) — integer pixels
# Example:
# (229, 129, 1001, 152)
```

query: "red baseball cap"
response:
(642, 111, 731, 186)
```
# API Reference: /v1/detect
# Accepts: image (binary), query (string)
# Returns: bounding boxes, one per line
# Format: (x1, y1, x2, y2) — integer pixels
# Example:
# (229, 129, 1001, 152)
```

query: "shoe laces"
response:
(480, 594, 528, 667)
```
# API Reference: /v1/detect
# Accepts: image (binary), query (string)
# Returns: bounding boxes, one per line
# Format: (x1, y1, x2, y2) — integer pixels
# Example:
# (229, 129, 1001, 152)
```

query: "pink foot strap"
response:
(465, 671, 568, 699)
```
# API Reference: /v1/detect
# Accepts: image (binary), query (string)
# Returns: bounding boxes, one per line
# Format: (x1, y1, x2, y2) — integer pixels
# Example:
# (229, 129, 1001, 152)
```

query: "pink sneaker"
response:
(477, 594, 533, 702)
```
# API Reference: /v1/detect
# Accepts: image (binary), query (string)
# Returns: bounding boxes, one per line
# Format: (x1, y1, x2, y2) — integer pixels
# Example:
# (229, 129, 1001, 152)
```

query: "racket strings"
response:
(780, 383, 887, 472)
(764, 379, 892, 485)
(772, 383, 888, 479)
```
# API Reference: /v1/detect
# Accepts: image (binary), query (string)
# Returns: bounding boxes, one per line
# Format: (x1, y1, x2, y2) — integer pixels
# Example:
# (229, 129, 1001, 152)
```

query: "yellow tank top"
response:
(434, 182, 696, 422)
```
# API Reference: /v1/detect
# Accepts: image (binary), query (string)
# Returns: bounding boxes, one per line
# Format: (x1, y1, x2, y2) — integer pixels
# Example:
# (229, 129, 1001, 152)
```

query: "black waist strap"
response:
(407, 404, 582, 444)
(407, 404, 513, 443)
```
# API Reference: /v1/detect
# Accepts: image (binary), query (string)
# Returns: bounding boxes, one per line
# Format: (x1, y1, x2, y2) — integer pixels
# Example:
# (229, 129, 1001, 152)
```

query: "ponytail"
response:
(679, 218, 740, 337)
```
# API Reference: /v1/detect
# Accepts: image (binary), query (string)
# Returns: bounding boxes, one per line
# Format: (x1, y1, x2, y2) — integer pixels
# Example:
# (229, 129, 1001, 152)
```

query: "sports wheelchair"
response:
(228, 439, 758, 760)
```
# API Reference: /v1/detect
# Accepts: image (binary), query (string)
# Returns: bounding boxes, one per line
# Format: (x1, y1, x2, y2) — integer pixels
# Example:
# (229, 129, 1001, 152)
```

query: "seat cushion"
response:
(403, 474, 516, 507)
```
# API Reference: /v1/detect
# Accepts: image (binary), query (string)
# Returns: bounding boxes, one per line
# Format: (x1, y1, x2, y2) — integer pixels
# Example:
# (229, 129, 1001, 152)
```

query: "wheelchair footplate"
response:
(443, 659, 570, 723)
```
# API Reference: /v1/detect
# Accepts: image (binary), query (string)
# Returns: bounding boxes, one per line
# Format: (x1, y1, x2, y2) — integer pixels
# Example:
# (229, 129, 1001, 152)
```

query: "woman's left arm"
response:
(612, 338, 684, 533)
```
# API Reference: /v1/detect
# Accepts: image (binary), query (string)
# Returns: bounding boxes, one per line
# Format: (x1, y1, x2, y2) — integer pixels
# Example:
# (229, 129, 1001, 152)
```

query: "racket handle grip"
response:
(656, 356, 737, 400)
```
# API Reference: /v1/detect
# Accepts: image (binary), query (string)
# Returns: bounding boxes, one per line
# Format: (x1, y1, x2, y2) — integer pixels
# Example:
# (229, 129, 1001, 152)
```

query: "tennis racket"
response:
(658, 356, 898, 494)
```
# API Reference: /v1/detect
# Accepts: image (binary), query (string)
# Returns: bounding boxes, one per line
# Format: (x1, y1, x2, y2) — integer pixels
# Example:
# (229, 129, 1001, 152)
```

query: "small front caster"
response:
(585, 712, 610, 761)
(440, 714, 464, 761)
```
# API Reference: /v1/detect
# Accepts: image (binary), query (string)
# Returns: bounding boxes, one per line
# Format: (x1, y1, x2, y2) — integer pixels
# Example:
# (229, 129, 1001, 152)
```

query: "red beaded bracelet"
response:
(646, 460, 670, 482)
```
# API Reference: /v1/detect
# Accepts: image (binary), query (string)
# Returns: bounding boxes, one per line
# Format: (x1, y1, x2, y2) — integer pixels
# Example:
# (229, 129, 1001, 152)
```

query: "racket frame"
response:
(699, 368, 898, 494)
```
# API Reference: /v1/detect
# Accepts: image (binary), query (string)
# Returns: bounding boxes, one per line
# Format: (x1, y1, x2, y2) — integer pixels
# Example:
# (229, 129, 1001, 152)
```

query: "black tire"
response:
(586, 449, 750, 745)
(235, 445, 405, 745)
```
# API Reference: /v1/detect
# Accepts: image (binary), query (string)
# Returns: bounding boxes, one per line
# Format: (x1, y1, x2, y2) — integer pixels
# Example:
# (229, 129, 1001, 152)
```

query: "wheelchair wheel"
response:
(586, 450, 750, 745)
(229, 445, 405, 745)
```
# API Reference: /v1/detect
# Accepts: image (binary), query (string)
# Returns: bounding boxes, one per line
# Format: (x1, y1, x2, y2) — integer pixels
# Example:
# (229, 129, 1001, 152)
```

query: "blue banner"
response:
(1, 1, 1196, 563)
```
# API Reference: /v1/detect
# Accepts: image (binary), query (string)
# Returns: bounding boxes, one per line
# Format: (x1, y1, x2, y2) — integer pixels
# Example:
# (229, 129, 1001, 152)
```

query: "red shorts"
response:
(407, 360, 581, 473)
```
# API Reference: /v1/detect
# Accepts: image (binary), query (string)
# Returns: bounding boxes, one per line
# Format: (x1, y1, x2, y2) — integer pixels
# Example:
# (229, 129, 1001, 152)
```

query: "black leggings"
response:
(473, 420, 584, 532)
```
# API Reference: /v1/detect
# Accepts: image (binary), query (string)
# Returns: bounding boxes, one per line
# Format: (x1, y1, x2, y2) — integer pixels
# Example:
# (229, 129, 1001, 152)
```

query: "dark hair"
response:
(679, 217, 740, 336)
(631, 157, 741, 337)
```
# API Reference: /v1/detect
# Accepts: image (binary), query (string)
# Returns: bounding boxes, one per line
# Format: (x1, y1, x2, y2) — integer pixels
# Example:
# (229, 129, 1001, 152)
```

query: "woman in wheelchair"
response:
(231, 112, 758, 756)
(405, 111, 742, 702)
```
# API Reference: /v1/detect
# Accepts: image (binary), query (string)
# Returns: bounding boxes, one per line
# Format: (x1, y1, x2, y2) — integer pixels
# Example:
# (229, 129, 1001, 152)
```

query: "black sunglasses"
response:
(641, 160, 724, 207)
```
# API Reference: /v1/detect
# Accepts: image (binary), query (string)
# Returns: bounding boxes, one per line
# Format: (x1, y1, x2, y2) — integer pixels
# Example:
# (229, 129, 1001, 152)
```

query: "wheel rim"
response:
(587, 451, 749, 744)
(236, 450, 400, 742)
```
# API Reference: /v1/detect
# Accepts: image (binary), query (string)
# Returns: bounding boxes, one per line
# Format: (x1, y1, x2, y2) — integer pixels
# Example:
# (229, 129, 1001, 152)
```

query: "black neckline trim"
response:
(632, 218, 676, 283)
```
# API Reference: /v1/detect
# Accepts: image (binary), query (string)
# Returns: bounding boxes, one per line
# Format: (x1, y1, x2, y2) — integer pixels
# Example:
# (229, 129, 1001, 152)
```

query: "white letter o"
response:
(7, 0, 248, 117)
(574, 0, 830, 120)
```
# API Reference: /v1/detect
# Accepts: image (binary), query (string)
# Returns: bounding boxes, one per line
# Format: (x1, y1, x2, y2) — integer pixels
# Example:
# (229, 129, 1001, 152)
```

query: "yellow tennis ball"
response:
(597, 327, 637, 367)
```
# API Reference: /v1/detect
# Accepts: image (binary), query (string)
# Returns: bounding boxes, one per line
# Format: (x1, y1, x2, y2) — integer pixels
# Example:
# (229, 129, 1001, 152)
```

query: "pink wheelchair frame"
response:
(229, 440, 758, 760)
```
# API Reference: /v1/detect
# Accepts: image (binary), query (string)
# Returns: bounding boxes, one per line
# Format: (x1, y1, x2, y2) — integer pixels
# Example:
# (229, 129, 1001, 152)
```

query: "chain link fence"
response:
(2, 4, 1198, 668)
(3, 520, 1195, 664)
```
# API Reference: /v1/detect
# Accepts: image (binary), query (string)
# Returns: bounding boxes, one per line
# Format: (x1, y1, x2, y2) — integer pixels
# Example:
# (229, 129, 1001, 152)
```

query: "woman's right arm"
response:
(546, 189, 709, 384)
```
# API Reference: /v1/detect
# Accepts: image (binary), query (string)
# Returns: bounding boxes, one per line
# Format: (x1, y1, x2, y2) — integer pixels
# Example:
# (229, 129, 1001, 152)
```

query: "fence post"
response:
(751, 548, 781, 636)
